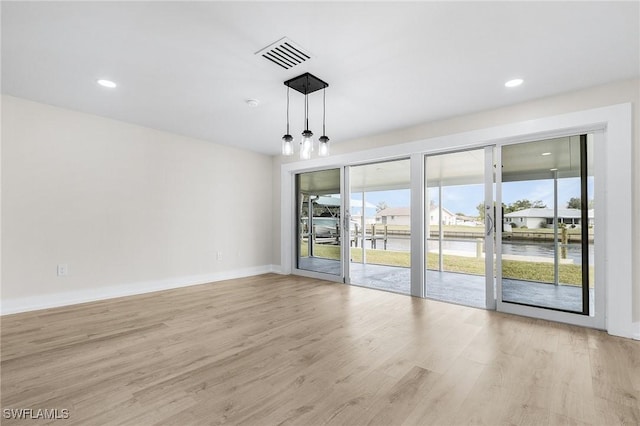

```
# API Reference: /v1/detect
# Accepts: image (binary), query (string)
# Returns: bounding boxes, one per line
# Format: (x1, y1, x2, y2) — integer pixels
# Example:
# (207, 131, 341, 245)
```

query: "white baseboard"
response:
(1, 265, 279, 315)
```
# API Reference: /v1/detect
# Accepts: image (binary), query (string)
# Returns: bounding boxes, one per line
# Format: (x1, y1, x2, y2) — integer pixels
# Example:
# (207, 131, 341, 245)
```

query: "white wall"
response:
(272, 78, 639, 337)
(1, 95, 274, 313)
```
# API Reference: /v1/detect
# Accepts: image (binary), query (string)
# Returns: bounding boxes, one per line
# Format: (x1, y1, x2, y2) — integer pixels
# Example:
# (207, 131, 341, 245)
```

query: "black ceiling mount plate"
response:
(284, 72, 328, 95)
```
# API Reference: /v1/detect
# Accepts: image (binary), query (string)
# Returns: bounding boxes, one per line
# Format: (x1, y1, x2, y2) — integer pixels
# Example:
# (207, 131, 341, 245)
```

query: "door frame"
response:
(423, 146, 496, 309)
(495, 132, 606, 329)
(484, 146, 496, 310)
(280, 103, 632, 336)
(342, 156, 416, 293)
(290, 166, 345, 283)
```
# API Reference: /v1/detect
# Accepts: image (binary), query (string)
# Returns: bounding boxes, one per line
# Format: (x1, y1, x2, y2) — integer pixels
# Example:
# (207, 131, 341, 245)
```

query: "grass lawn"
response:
(299, 241, 593, 286)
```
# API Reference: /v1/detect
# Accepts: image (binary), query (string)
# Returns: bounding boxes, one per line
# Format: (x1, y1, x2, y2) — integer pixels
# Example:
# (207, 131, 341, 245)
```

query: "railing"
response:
(304, 224, 595, 248)
(351, 224, 398, 249)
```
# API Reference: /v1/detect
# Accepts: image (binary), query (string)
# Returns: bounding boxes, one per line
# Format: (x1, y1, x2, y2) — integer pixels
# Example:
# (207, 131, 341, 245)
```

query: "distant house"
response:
(455, 214, 481, 227)
(376, 207, 411, 226)
(428, 206, 457, 226)
(376, 206, 467, 226)
(504, 208, 595, 229)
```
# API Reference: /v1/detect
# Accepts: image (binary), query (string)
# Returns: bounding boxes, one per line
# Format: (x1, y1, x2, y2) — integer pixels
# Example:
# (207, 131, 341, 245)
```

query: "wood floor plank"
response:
(401, 355, 485, 425)
(361, 366, 441, 426)
(2, 273, 639, 425)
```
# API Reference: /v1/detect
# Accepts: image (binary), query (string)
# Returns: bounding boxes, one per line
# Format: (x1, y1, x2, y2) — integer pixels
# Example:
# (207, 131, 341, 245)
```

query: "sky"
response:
(349, 177, 595, 217)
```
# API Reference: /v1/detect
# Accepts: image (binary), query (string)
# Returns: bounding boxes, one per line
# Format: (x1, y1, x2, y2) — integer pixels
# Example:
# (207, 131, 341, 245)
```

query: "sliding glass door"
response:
(424, 148, 495, 308)
(295, 168, 343, 279)
(498, 135, 594, 315)
(347, 159, 411, 295)
(289, 133, 600, 325)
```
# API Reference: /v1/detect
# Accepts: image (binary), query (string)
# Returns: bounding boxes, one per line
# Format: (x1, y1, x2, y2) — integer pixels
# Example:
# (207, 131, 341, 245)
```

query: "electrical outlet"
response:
(57, 264, 68, 276)
(216, 251, 223, 261)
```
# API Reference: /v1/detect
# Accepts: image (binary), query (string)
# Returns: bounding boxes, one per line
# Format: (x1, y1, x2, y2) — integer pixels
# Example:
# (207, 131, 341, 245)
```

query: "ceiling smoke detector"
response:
(255, 37, 312, 70)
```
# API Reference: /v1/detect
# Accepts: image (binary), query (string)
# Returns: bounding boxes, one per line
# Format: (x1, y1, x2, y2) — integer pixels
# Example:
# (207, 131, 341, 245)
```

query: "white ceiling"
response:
(2, 2, 638, 156)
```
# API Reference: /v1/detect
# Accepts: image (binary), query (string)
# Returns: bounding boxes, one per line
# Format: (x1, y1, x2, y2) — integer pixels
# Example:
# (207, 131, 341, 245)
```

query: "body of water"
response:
(375, 237, 594, 265)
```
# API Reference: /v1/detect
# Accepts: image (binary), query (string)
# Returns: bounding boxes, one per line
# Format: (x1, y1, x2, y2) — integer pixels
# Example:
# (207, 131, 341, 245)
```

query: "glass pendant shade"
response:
(300, 143, 311, 160)
(318, 136, 330, 157)
(282, 134, 294, 156)
(300, 130, 313, 159)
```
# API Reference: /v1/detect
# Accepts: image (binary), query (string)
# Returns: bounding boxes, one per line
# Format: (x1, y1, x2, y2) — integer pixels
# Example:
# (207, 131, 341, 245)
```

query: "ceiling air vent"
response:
(255, 37, 312, 70)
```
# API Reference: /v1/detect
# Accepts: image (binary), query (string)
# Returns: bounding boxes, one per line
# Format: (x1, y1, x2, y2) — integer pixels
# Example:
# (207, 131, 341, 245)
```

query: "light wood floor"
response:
(1, 274, 639, 425)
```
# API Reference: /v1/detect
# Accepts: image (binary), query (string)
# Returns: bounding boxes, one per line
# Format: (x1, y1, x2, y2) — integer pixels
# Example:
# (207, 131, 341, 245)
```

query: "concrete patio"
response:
(298, 257, 594, 313)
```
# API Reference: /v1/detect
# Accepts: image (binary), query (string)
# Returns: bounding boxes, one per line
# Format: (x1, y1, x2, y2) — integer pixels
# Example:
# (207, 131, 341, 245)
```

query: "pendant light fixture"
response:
(318, 88, 330, 157)
(300, 92, 313, 159)
(281, 72, 329, 159)
(281, 86, 294, 156)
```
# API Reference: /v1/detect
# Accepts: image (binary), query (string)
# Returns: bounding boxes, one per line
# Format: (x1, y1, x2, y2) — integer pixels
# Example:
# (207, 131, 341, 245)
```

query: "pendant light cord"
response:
(323, 88, 326, 135)
(305, 93, 309, 131)
(286, 86, 290, 134)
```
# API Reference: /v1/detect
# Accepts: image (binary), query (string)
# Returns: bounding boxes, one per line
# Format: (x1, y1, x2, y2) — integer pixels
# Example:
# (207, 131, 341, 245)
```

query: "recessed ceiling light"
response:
(541, 152, 552, 156)
(505, 78, 523, 88)
(245, 99, 260, 107)
(97, 79, 117, 88)
(550, 168, 558, 171)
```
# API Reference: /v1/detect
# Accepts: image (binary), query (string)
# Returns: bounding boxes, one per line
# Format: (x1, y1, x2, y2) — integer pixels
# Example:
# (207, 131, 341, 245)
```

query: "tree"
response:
(375, 201, 389, 213)
(567, 197, 581, 209)
(566, 197, 595, 209)
(504, 199, 546, 214)
(478, 200, 548, 219)
(476, 202, 507, 220)
(476, 202, 486, 220)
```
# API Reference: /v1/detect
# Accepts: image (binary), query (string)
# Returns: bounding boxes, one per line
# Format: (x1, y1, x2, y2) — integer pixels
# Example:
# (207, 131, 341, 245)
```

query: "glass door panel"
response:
(296, 169, 342, 276)
(348, 159, 411, 295)
(425, 148, 492, 309)
(500, 135, 594, 314)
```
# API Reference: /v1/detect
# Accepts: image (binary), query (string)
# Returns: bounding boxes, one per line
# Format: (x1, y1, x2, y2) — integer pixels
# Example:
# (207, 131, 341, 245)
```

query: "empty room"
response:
(1, 1, 639, 425)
